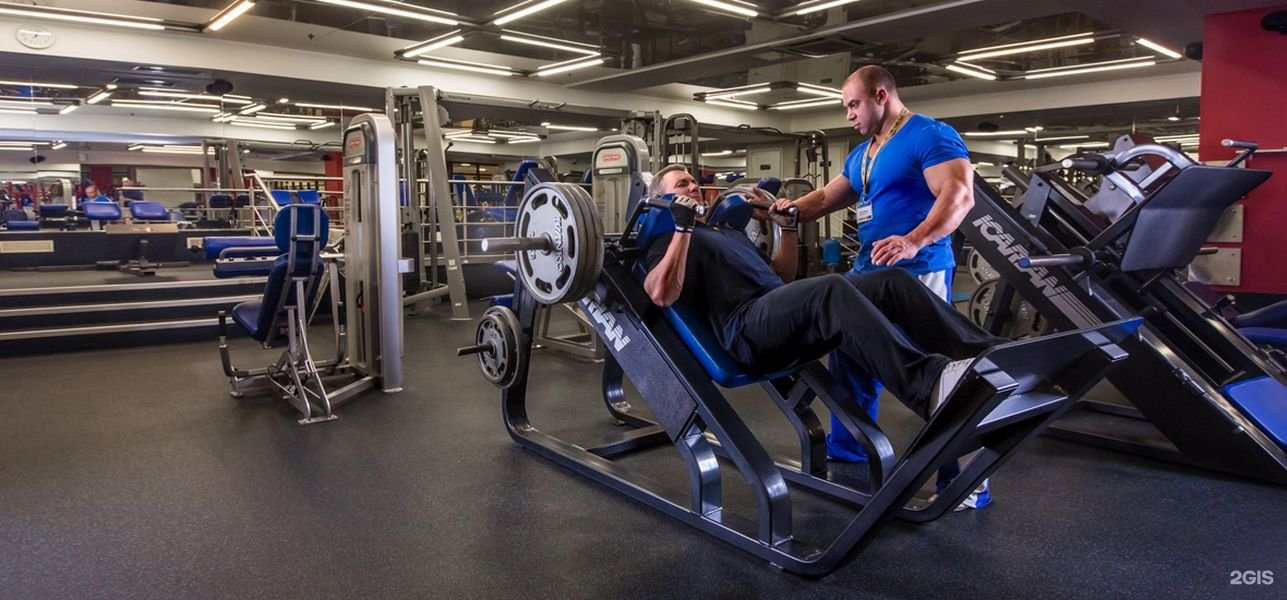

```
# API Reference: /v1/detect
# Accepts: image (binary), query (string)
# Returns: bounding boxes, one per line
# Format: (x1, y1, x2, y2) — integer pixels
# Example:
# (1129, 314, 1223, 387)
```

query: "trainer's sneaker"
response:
(930, 358, 974, 416)
(928, 479, 994, 512)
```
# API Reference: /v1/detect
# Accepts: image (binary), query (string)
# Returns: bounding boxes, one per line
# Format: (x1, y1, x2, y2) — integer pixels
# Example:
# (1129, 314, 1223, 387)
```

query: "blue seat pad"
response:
(203, 236, 278, 260)
(130, 201, 169, 220)
(1240, 327, 1287, 350)
(214, 258, 275, 279)
(1222, 376, 1287, 449)
(83, 202, 121, 221)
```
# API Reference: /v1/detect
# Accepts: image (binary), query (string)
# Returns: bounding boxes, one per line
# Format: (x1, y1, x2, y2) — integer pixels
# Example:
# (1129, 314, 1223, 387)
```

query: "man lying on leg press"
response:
(643, 164, 1008, 421)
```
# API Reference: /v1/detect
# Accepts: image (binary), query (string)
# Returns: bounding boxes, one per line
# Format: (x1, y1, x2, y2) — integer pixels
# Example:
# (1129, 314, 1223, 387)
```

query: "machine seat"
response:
(296, 190, 321, 204)
(129, 201, 169, 221)
(214, 257, 275, 278)
(228, 205, 329, 344)
(39, 204, 69, 218)
(1240, 327, 1287, 351)
(203, 236, 278, 260)
(628, 199, 793, 388)
(231, 298, 266, 339)
(1222, 376, 1287, 448)
(83, 202, 122, 221)
(1231, 300, 1287, 330)
(4, 209, 38, 230)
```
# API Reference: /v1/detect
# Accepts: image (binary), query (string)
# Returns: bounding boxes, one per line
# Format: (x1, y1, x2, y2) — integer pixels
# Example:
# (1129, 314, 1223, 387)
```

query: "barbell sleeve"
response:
(456, 343, 493, 357)
(481, 235, 554, 253)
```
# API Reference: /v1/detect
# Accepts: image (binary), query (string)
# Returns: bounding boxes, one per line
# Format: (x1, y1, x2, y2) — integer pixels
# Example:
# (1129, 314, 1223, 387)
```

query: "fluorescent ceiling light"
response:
(111, 101, 222, 114)
(1024, 59, 1156, 79)
(0, 141, 42, 146)
(229, 119, 297, 130)
(398, 30, 466, 58)
(499, 31, 599, 55)
(239, 103, 267, 114)
(706, 85, 772, 100)
(0, 3, 169, 31)
(0, 108, 36, 115)
(58, 104, 79, 115)
(86, 90, 114, 104)
(212, 113, 238, 123)
(789, 0, 861, 16)
(1155, 134, 1199, 142)
(138, 89, 252, 105)
(540, 122, 597, 132)
(1034, 135, 1088, 142)
(959, 32, 1094, 61)
(418, 58, 516, 77)
(309, 121, 336, 130)
(1024, 126, 1044, 132)
(795, 83, 843, 98)
(0, 99, 54, 108)
(1167, 115, 1181, 122)
(1058, 142, 1111, 149)
(140, 148, 214, 155)
(0, 146, 35, 151)
(50, 142, 67, 150)
(278, 98, 290, 104)
(975, 161, 994, 166)
(1136, 38, 1182, 59)
(493, 0, 570, 26)
(506, 137, 541, 144)
(315, 0, 458, 26)
(768, 98, 838, 110)
(205, 0, 254, 32)
(255, 112, 328, 123)
(701, 150, 732, 156)
(687, 0, 759, 18)
(962, 130, 1028, 137)
(705, 99, 760, 111)
(0, 79, 78, 90)
(294, 102, 376, 111)
(128, 144, 145, 151)
(946, 63, 996, 80)
(535, 56, 605, 76)
(452, 136, 498, 144)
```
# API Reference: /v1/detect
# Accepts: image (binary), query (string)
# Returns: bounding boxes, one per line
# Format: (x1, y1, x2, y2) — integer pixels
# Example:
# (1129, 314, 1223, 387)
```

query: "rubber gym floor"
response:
(2, 301, 1284, 600)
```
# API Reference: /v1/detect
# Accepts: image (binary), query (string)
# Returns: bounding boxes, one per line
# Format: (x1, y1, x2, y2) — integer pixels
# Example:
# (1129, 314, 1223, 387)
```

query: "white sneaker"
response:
(930, 358, 974, 416)
(927, 479, 994, 512)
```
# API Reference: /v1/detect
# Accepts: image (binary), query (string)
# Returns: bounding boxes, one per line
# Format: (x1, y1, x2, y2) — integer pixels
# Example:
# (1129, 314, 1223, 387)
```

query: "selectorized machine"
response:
(218, 114, 406, 424)
(458, 136, 1143, 575)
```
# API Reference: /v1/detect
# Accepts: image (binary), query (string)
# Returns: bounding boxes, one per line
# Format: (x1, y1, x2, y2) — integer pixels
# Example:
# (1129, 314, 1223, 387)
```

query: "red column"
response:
(1199, 5, 1287, 294)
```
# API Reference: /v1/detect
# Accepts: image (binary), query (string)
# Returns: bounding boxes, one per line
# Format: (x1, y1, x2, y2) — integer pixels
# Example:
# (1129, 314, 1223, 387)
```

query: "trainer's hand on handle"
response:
(870, 234, 920, 266)
(669, 196, 699, 233)
(768, 206, 798, 231)
(771, 198, 796, 216)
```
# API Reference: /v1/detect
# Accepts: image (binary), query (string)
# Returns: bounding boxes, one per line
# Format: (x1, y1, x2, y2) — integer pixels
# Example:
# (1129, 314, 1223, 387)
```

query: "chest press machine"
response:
(458, 150, 1142, 575)
(217, 114, 406, 424)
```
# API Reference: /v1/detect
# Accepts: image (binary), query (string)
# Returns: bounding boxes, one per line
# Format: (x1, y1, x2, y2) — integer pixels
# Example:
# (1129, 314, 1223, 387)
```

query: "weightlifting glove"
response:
(769, 206, 799, 231)
(670, 196, 699, 233)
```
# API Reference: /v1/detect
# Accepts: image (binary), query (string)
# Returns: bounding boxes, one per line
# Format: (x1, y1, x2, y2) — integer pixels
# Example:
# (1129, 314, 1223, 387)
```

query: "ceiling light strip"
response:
(687, 0, 759, 18)
(959, 37, 1094, 61)
(314, 0, 458, 26)
(0, 79, 79, 90)
(790, 0, 861, 16)
(398, 30, 466, 58)
(706, 85, 772, 100)
(1023, 60, 1156, 79)
(958, 31, 1094, 57)
(294, 102, 376, 112)
(768, 98, 838, 110)
(1135, 38, 1182, 59)
(205, 0, 255, 32)
(0, 4, 170, 31)
(946, 63, 997, 80)
(418, 59, 516, 77)
(533, 57, 604, 76)
(499, 30, 599, 55)
(493, 0, 570, 26)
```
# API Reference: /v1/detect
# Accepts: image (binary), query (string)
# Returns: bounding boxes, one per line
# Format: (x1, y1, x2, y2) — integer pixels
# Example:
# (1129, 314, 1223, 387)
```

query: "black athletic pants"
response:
(723, 269, 1006, 418)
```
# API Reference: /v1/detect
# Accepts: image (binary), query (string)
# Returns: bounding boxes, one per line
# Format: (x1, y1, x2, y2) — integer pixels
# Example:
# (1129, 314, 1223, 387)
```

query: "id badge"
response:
(855, 196, 873, 223)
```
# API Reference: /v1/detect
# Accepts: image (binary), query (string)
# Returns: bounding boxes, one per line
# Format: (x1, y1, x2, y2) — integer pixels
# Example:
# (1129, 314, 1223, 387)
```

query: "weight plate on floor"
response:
(475, 305, 525, 389)
(515, 182, 604, 305)
(967, 248, 999, 284)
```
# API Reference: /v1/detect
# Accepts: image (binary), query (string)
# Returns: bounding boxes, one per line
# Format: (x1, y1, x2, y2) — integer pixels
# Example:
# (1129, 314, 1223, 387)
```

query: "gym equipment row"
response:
(958, 136, 1287, 484)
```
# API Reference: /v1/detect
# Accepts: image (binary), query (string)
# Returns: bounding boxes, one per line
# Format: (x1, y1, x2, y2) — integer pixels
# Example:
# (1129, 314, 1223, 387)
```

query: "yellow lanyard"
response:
(860, 107, 911, 199)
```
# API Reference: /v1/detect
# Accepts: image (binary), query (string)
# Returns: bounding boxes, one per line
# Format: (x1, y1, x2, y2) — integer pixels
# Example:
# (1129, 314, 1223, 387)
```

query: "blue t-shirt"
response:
(841, 114, 968, 275)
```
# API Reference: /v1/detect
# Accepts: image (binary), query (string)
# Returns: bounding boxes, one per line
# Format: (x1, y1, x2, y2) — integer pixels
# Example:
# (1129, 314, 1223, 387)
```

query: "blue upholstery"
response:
(452, 175, 478, 207)
(756, 177, 782, 196)
(1241, 327, 1287, 350)
(296, 190, 321, 204)
(3, 208, 37, 230)
(39, 204, 69, 218)
(229, 205, 329, 343)
(1222, 376, 1287, 448)
(203, 236, 278, 260)
(710, 192, 754, 232)
(83, 202, 121, 221)
(121, 189, 144, 201)
(821, 238, 842, 267)
(1232, 300, 1287, 329)
(129, 201, 169, 221)
(208, 194, 232, 209)
(502, 160, 539, 206)
(270, 190, 293, 206)
(630, 201, 793, 387)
